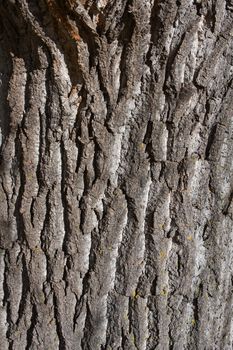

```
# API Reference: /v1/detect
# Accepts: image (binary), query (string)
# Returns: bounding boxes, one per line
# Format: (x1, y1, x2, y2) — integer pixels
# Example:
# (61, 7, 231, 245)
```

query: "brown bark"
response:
(0, 0, 233, 349)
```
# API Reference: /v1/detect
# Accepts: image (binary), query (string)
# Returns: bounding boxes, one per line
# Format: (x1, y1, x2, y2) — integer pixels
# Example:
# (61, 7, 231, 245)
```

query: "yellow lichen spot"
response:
(14, 330, 20, 337)
(139, 143, 146, 151)
(159, 251, 166, 259)
(130, 333, 136, 345)
(98, 247, 104, 256)
(27, 174, 33, 181)
(158, 223, 165, 230)
(33, 246, 42, 254)
(160, 288, 167, 297)
(191, 319, 196, 326)
(131, 290, 139, 299)
(38, 292, 45, 304)
(187, 235, 193, 241)
(132, 290, 136, 298)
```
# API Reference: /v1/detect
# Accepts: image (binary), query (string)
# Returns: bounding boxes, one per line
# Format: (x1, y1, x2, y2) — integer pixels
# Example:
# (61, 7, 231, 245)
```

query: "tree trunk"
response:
(0, 1, 233, 349)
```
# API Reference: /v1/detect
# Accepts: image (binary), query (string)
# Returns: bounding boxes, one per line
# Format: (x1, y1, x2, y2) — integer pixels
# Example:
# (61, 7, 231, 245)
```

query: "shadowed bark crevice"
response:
(25, 303, 38, 350)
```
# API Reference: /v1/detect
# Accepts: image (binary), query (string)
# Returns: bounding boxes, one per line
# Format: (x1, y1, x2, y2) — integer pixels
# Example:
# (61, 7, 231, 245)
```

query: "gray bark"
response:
(0, 0, 233, 349)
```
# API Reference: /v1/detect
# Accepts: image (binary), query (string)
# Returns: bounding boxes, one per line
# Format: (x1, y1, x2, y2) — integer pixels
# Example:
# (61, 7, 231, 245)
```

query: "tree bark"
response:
(0, 0, 233, 349)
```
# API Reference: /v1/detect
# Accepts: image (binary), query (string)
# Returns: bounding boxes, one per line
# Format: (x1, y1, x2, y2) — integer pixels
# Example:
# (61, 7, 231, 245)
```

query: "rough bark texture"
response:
(0, 0, 233, 349)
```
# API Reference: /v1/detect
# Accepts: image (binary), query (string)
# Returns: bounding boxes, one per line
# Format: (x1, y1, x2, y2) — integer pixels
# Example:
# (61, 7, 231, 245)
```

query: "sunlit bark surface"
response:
(0, 1, 233, 349)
